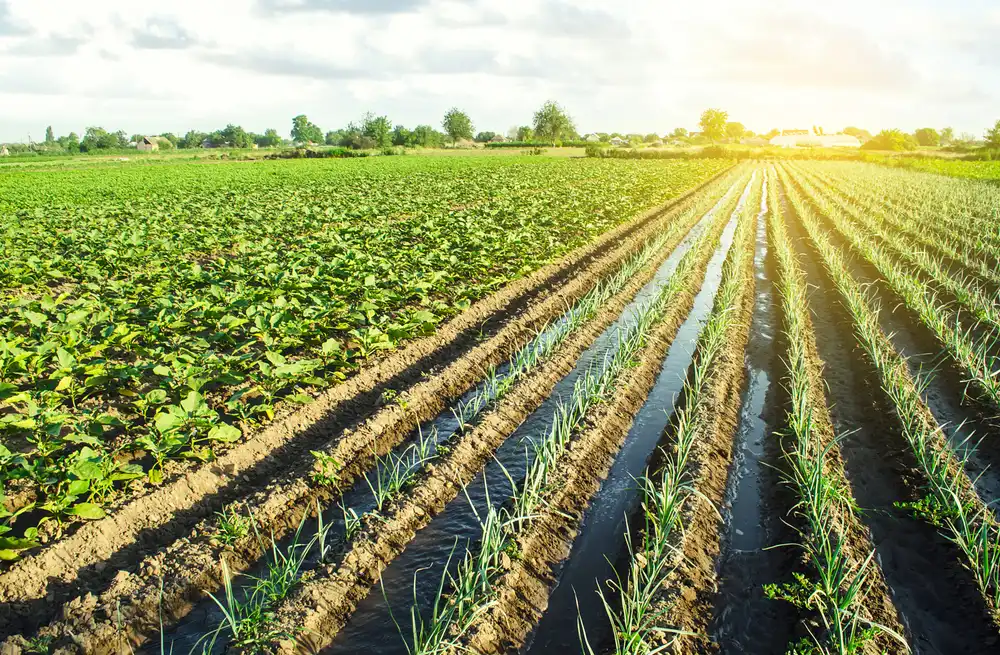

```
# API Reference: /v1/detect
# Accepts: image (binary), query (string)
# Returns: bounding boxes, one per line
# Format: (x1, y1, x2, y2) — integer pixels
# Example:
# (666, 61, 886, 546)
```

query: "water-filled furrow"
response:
(158, 185, 742, 651)
(325, 194, 744, 655)
(709, 178, 797, 653)
(779, 176, 999, 655)
(519, 204, 745, 654)
(784, 169, 1000, 511)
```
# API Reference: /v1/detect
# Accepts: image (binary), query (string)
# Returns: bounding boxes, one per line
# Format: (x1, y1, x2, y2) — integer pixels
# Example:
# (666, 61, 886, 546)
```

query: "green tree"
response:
(362, 113, 392, 148)
(80, 127, 124, 151)
(914, 127, 940, 147)
(725, 121, 746, 143)
(516, 126, 534, 141)
(843, 126, 872, 142)
(699, 109, 728, 142)
(159, 133, 179, 147)
(391, 125, 412, 147)
(985, 120, 1000, 148)
(57, 132, 79, 152)
(411, 125, 444, 148)
(670, 127, 688, 139)
(180, 130, 207, 148)
(291, 114, 323, 144)
(532, 101, 575, 144)
(256, 128, 282, 147)
(940, 127, 954, 146)
(220, 124, 253, 148)
(325, 130, 345, 146)
(643, 133, 659, 143)
(44, 125, 54, 144)
(474, 131, 497, 143)
(442, 108, 474, 143)
(860, 129, 917, 152)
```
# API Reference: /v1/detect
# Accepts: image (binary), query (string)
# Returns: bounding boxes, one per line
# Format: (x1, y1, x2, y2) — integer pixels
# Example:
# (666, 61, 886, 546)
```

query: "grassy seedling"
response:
(407, 172, 759, 655)
(215, 504, 252, 546)
(781, 162, 1000, 627)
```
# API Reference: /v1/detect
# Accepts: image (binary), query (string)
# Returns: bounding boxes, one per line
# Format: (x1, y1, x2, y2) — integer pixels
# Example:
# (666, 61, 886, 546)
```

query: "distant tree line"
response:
(6, 105, 999, 155)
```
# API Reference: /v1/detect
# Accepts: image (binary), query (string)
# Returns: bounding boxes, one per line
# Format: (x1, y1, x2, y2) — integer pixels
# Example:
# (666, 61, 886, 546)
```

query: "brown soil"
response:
(3, 168, 745, 652)
(769, 174, 907, 653)
(260, 177, 736, 654)
(456, 175, 747, 655)
(778, 165, 999, 652)
(639, 178, 757, 655)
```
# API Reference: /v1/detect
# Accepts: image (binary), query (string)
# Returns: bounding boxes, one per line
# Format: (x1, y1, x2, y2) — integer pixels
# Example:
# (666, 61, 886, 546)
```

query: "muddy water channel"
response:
(521, 200, 745, 653)
(324, 196, 745, 654)
(159, 182, 743, 652)
(710, 181, 799, 653)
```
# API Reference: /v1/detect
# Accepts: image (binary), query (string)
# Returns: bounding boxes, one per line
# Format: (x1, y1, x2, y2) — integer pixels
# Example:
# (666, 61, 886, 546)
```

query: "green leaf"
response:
(68, 448, 103, 480)
(208, 423, 241, 443)
(22, 310, 47, 327)
(0, 383, 18, 401)
(67, 479, 90, 496)
(56, 347, 76, 370)
(66, 309, 90, 325)
(66, 503, 106, 520)
(148, 468, 164, 485)
(54, 376, 75, 392)
(180, 390, 208, 415)
(287, 393, 313, 404)
(154, 410, 185, 434)
(153, 365, 171, 377)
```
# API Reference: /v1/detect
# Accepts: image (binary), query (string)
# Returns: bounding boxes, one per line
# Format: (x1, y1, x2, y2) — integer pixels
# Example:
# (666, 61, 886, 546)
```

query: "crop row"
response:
(766, 169, 905, 653)
(780, 164, 1000, 625)
(777, 166, 1000, 411)
(0, 157, 730, 551)
(193, 181, 739, 650)
(793, 164, 1000, 287)
(384, 174, 752, 655)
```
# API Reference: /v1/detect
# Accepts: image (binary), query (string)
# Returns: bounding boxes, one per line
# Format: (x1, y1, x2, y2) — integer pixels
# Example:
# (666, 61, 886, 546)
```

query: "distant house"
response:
(769, 133, 861, 148)
(136, 136, 159, 152)
(489, 134, 506, 143)
(0, 145, 9, 157)
(742, 137, 768, 147)
(585, 133, 601, 142)
(609, 136, 626, 146)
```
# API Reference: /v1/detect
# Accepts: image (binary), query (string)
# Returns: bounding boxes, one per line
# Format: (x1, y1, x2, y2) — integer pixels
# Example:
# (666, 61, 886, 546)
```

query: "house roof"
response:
(769, 134, 861, 148)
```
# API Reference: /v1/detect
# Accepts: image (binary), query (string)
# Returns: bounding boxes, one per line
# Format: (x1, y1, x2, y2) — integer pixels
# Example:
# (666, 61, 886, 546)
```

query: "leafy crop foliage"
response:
(0, 155, 728, 553)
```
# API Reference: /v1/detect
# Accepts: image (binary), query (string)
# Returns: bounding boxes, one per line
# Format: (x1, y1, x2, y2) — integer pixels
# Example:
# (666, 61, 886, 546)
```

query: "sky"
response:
(1, 0, 998, 142)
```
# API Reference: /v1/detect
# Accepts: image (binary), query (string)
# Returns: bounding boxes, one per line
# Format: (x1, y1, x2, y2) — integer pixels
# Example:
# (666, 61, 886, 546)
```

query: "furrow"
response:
(779, 164, 1000, 630)
(768, 168, 908, 654)
(261, 172, 752, 655)
(456, 171, 760, 655)
(0, 165, 739, 642)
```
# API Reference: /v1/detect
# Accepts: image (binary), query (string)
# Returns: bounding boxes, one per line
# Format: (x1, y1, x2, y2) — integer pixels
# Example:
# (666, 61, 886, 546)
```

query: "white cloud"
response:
(0, 0, 996, 141)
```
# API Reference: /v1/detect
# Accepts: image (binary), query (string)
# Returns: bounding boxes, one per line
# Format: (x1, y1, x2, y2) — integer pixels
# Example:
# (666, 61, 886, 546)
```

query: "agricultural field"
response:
(1, 154, 1000, 655)
(881, 156, 1000, 181)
